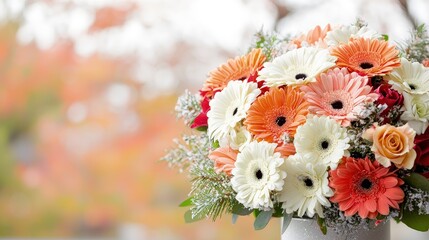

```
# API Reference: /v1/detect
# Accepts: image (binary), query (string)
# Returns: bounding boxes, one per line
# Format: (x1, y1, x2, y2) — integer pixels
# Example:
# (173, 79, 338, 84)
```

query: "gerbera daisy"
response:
(300, 67, 379, 126)
(208, 146, 238, 176)
(329, 157, 405, 219)
(231, 141, 286, 210)
(202, 48, 266, 98)
(207, 80, 260, 142)
(257, 47, 337, 87)
(388, 58, 429, 95)
(290, 24, 332, 48)
(294, 115, 350, 169)
(279, 154, 333, 218)
(275, 143, 296, 158)
(244, 86, 309, 142)
(325, 25, 380, 47)
(331, 37, 400, 77)
(401, 92, 429, 134)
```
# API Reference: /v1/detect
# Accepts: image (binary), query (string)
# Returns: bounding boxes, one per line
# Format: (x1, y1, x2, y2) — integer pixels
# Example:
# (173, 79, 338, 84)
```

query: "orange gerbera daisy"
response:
(290, 24, 332, 48)
(275, 142, 296, 157)
(329, 157, 404, 219)
(202, 48, 266, 98)
(331, 38, 400, 77)
(244, 86, 309, 143)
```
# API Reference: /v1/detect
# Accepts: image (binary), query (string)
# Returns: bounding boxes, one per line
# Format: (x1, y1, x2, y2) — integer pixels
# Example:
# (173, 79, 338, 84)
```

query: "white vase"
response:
(281, 218, 390, 240)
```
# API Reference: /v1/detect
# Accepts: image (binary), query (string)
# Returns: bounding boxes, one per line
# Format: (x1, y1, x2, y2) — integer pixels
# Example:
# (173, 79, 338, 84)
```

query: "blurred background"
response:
(0, 0, 428, 239)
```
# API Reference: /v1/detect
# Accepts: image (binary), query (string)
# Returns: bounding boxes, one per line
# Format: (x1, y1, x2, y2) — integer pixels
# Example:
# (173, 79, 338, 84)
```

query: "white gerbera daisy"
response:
(401, 92, 429, 134)
(231, 141, 286, 210)
(257, 47, 337, 87)
(325, 25, 380, 46)
(388, 58, 429, 95)
(279, 154, 333, 218)
(207, 80, 260, 142)
(294, 116, 350, 169)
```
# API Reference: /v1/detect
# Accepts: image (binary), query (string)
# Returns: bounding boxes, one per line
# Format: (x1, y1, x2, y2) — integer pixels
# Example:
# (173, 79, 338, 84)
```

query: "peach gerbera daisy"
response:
(329, 157, 404, 219)
(208, 146, 238, 176)
(331, 37, 400, 77)
(244, 86, 309, 143)
(300, 68, 378, 126)
(290, 24, 332, 48)
(202, 48, 266, 98)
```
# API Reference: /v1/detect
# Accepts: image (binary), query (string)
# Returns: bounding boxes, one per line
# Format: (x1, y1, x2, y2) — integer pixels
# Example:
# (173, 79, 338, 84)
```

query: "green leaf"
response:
(253, 209, 273, 230)
(401, 209, 429, 231)
(232, 214, 239, 224)
(231, 203, 252, 216)
(316, 215, 327, 235)
(281, 213, 293, 234)
(253, 209, 261, 218)
(184, 210, 205, 223)
(272, 203, 284, 218)
(381, 34, 389, 41)
(196, 126, 208, 132)
(403, 173, 429, 192)
(179, 197, 194, 207)
(212, 140, 220, 149)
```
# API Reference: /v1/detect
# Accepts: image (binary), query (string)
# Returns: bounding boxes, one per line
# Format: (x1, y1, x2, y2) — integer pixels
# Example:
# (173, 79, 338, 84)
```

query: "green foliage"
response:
(401, 209, 429, 231)
(400, 24, 429, 63)
(189, 165, 236, 221)
(403, 173, 429, 192)
(250, 29, 288, 61)
(231, 202, 252, 216)
(253, 209, 273, 230)
(179, 197, 193, 207)
(184, 209, 205, 223)
(272, 203, 284, 218)
(316, 215, 327, 235)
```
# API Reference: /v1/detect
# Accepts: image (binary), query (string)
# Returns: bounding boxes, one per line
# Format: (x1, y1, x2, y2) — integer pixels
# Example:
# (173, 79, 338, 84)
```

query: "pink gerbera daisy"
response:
(301, 68, 378, 126)
(329, 157, 404, 219)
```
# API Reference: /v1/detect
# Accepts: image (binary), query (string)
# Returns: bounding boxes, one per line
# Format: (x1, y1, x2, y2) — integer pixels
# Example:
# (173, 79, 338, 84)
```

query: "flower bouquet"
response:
(163, 21, 429, 237)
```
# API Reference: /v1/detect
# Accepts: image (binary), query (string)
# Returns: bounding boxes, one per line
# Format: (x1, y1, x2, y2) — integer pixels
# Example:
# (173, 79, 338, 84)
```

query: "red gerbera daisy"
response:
(329, 157, 404, 219)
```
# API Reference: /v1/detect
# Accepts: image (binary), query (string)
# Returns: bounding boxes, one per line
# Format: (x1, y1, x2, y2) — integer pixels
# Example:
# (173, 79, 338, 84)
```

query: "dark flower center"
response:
(303, 177, 313, 188)
(360, 62, 374, 69)
(232, 107, 238, 116)
(360, 178, 373, 190)
(321, 140, 329, 149)
(255, 169, 263, 180)
(295, 73, 307, 80)
(276, 116, 287, 127)
(331, 100, 343, 110)
(371, 76, 383, 88)
(409, 84, 416, 90)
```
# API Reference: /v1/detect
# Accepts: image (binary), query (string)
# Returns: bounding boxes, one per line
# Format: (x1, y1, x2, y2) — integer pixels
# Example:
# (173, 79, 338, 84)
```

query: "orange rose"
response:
(362, 124, 416, 169)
